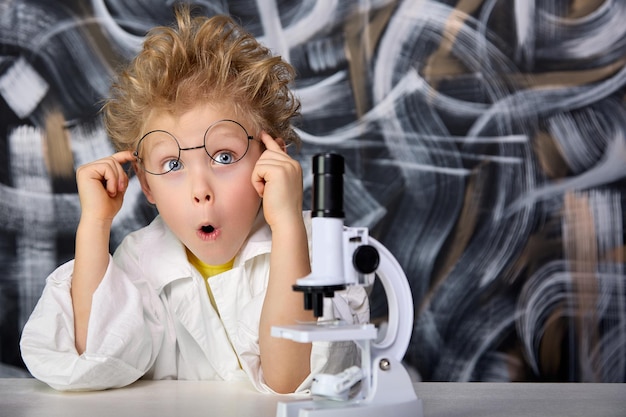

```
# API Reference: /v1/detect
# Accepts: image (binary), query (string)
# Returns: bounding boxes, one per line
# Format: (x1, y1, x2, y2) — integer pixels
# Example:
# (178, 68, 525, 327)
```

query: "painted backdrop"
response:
(1, 0, 625, 382)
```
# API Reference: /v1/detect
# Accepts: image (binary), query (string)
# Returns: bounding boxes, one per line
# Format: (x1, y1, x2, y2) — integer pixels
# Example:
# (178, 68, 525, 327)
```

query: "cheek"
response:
(143, 179, 183, 215)
(229, 174, 262, 205)
(221, 169, 262, 212)
(151, 192, 180, 221)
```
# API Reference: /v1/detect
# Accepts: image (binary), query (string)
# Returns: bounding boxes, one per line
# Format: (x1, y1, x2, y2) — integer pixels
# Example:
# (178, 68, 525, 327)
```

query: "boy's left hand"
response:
(252, 132, 303, 230)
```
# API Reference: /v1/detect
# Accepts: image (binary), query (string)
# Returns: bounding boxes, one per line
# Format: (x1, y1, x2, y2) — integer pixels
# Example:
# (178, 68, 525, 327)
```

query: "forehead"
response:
(140, 103, 258, 143)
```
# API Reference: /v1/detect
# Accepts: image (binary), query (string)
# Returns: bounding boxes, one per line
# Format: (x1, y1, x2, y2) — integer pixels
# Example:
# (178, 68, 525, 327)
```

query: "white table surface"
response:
(1, 378, 625, 417)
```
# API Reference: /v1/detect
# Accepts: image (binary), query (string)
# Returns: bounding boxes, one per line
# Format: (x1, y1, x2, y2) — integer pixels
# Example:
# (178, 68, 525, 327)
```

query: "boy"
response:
(20, 7, 368, 393)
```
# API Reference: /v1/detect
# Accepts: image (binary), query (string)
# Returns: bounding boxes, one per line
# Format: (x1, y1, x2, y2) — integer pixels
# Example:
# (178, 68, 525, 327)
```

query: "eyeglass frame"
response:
(133, 118, 255, 175)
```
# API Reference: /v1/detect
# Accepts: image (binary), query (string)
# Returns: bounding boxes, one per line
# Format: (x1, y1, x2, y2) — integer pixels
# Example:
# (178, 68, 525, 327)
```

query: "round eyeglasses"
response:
(134, 119, 254, 175)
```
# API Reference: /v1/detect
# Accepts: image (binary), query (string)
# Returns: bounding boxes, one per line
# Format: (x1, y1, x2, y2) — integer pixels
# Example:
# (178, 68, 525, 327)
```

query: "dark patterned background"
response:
(1, 0, 625, 382)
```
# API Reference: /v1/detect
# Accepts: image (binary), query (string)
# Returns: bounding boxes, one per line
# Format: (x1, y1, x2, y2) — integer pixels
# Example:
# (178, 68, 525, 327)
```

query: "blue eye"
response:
(163, 158, 183, 172)
(213, 151, 236, 165)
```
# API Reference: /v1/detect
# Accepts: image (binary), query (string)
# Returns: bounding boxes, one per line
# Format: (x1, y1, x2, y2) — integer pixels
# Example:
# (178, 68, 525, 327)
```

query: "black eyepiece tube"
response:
(312, 153, 344, 218)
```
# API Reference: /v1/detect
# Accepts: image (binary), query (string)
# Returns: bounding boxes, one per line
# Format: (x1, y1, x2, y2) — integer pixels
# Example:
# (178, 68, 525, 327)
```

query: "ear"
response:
(134, 162, 157, 205)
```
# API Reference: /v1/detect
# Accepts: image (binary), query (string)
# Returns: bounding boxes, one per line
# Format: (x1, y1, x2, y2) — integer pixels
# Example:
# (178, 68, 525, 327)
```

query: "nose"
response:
(194, 190, 211, 204)
(190, 168, 213, 205)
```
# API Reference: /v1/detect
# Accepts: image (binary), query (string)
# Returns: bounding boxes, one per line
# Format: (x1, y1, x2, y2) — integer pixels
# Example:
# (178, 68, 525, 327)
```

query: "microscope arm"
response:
(368, 237, 414, 363)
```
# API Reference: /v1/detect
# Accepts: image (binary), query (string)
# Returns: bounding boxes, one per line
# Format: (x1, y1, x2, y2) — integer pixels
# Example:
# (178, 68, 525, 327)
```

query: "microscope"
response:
(271, 153, 424, 417)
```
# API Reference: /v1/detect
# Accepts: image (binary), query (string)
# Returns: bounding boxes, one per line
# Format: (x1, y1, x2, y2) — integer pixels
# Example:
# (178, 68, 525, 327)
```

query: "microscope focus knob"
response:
(353, 245, 380, 274)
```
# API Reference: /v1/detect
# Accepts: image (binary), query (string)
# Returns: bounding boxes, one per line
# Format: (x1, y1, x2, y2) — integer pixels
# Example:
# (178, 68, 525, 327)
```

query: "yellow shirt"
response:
(186, 249, 234, 313)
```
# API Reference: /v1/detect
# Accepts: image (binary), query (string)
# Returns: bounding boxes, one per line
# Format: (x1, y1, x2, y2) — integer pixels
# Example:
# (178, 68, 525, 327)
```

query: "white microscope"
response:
(271, 153, 424, 417)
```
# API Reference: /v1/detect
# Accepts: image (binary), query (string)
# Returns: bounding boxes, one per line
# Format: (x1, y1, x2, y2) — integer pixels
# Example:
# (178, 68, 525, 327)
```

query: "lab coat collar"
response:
(140, 210, 272, 294)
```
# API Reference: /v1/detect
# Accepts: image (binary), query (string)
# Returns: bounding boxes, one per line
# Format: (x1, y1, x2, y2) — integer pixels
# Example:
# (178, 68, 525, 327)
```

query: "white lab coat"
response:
(20, 212, 369, 392)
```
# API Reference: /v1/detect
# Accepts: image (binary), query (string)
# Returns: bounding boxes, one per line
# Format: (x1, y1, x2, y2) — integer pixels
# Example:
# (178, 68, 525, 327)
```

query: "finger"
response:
(258, 132, 286, 153)
(111, 150, 136, 165)
(252, 179, 265, 199)
(95, 157, 128, 197)
(251, 163, 267, 198)
(97, 163, 122, 197)
(111, 150, 134, 191)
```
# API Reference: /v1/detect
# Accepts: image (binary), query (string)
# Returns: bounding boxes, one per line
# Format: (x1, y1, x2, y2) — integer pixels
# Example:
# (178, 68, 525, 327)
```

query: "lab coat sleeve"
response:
(20, 256, 164, 391)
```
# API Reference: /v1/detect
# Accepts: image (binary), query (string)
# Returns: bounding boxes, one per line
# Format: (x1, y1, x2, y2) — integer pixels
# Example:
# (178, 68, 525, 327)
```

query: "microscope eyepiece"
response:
(312, 153, 344, 219)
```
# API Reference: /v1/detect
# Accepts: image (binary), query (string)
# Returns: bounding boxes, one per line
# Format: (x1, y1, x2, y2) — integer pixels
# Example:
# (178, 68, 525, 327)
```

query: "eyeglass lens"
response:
(136, 120, 252, 175)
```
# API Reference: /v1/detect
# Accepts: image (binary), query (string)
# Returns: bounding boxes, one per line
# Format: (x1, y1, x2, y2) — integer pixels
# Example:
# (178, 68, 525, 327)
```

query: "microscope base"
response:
(276, 398, 423, 417)
(276, 355, 423, 417)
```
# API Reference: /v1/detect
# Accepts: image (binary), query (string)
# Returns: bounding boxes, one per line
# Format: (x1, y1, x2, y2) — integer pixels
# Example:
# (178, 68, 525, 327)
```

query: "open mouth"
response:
(197, 222, 220, 241)
(201, 225, 215, 233)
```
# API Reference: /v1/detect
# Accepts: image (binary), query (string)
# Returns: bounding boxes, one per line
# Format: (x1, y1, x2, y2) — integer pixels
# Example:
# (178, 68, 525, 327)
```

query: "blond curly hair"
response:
(103, 6, 301, 151)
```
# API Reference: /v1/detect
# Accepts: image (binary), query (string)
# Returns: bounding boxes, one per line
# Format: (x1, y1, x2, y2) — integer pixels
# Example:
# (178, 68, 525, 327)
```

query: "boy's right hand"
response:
(75, 151, 135, 223)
